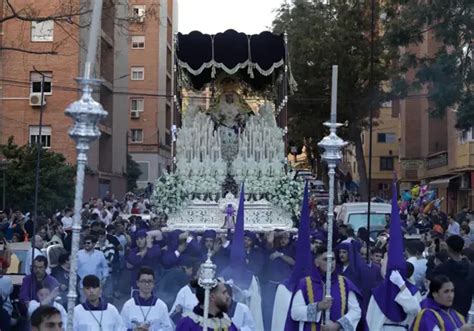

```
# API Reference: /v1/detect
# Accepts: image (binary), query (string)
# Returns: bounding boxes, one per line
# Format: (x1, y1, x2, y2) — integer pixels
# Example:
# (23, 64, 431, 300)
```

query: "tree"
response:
(0, 0, 160, 55)
(1, 137, 75, 215)
(384, 0, 473, 129)
(126, 153, 141, 192)
(273, 1, 396, 199)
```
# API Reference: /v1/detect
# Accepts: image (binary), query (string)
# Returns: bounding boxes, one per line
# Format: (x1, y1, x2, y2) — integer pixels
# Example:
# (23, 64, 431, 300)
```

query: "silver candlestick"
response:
(318, 65, 347, 323)
(198, 249, 217, 330)
(64, 1, 106, 330)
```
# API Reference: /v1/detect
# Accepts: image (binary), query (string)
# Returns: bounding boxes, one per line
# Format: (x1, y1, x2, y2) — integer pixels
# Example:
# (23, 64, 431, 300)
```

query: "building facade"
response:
(398, 30, 474, 214)
(0, 0, 130, 200)
(127, 0, 177, 189)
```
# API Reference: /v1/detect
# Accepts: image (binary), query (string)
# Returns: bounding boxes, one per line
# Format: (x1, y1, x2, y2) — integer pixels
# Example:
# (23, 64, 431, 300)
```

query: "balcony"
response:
(426, 151, 448, 169)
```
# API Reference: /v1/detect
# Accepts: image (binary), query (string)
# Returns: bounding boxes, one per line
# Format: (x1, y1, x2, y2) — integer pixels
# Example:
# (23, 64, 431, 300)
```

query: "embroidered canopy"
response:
(176, 29, 286, 90)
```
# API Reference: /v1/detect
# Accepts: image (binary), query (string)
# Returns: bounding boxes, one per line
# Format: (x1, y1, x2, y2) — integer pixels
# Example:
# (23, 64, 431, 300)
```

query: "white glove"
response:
(241, 290, 251, 299)
(389, 270, 405, 288)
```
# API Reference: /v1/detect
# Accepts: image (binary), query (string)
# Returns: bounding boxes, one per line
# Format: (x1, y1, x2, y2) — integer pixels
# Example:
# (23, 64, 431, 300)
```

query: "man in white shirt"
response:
(447, 216, 460, 236)
(405, 241, 427, 291)
(25, 235, 45, 275)
(121, 266, 173, 331)
(76, 234, 109, 301)
(61, 208, 73, 231)
(73, 275, 125, 331)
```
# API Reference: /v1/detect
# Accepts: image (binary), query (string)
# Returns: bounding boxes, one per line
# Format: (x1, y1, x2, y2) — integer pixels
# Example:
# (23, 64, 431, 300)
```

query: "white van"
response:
(336, 202, 391, 234)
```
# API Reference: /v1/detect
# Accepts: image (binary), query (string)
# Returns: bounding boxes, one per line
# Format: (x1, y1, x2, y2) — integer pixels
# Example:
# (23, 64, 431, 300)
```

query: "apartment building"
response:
(0, 0, 129, 199)
(399, 30, 474, 214)
(127, 0, 177, 188)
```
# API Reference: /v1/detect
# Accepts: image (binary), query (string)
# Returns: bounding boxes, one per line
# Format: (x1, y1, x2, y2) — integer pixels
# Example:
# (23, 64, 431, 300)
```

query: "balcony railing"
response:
(426, 151, 448, 169)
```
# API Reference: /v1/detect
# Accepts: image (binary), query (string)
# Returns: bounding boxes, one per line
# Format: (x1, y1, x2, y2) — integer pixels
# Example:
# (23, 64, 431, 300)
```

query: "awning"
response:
(177, 30, 286, 90)
(429, 175, 460, 189)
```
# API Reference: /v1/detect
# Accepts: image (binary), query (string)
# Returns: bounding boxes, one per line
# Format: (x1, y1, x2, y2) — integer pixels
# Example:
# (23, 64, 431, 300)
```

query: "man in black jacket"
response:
(428, 235, 474, 317)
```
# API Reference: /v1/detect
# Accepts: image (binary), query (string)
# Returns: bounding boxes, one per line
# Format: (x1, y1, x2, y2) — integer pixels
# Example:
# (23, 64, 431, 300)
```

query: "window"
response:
(459, 127, 474, 144)
(131, 67, 144, 80)
(377, 133, 396, 143)
(31, 21, 54, 42)
(131, 36, 145, 49)
(29, 126, 51, 148)
(130, 98, 144, 112)
(137, 161, 149, 181)
(380, 157, 394, 171)
(30, 72, 52, 95)
(378, 183, 390, 190)
(132, 5, 146, 22)
(130, 129, 143, 143)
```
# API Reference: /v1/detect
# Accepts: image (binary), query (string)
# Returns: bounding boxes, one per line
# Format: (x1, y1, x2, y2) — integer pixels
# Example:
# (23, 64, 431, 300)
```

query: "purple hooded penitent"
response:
(220, 184, 253, 289)
(372, 178, 417, 322)
(282, 182, 313, 291)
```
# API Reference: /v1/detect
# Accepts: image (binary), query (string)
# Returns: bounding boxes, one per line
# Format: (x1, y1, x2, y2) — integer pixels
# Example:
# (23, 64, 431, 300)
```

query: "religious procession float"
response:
(151, 30, 303, 231)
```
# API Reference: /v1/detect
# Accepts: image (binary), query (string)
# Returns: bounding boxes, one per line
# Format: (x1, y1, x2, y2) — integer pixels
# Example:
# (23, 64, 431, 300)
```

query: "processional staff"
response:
(318, 65, 347, 323)
(64, 0, 107, 330)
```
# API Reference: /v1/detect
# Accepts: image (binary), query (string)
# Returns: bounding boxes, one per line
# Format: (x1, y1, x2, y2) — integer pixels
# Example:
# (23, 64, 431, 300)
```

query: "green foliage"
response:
(273, 1, 399, 196)
(385, 0, 473, 128)
(126, 154, 142, 192)
(1, 137, 75, 215)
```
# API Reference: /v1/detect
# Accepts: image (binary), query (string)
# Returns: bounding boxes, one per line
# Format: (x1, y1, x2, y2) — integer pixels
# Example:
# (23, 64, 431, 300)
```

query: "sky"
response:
(177, 0, 283, 34)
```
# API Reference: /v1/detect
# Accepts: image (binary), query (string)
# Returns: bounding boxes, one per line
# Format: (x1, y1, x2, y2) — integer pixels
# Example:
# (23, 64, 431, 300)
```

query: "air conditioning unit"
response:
(29, 93, 46, 107)
(130, 111, 140, 119)
(132, 7, 145, 22)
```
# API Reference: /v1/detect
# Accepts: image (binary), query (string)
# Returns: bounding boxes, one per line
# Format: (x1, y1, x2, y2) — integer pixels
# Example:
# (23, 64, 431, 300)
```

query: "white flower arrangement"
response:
(151, 172, 188, 217)
(269, 175, 305, 221)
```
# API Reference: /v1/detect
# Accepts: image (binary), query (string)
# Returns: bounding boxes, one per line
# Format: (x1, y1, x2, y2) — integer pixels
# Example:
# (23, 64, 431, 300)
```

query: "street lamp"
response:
(318, 65, 347, 323)
(64, 1, 106, 330)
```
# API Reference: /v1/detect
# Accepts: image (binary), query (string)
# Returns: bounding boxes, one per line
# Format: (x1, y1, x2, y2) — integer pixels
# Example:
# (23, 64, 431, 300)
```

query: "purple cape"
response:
(220, 184, 253, 290)
(373, 180, 418, 322)
(285, 269, 361, 331)
(410, 298, 465, 331)
(283, 182, 314, 292)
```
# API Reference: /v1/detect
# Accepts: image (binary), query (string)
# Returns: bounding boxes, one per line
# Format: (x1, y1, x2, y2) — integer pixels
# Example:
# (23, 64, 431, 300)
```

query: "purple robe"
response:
(175, 306, 239, 331)
(264, 245, 295, 282)
(245, 247, 265, 276)
(360, 262, 383, 310)
(126, 245, 161, 287)
(19, 274, 59, 305)
(286, 270, 361, 331)
(410, 298, 465, 331)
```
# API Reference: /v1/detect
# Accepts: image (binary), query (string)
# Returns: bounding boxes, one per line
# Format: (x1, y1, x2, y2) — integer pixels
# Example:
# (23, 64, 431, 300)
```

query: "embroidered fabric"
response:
(337, 316, 354, 331)
(306, 303, 319, 322)
(184, 311, 233, 329)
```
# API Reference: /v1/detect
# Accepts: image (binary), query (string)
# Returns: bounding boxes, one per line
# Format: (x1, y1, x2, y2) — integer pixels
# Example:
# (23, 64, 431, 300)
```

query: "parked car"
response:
(336, 202, 391, 238)
(308, 179, 326, 193)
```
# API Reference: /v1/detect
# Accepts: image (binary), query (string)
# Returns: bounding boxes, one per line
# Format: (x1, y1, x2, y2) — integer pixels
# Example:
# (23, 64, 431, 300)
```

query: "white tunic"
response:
(366, 287, 422, 330)
(291, 289, 361, 331)
(271, 284, 292, 331)
(121, 296, 173, 331)
(28, 300, 68, 326)
(73, 303, 126, 331)
(170, 285, 198, 316)
(231, 301, 256, 331)
(244, 276, 264, 331)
